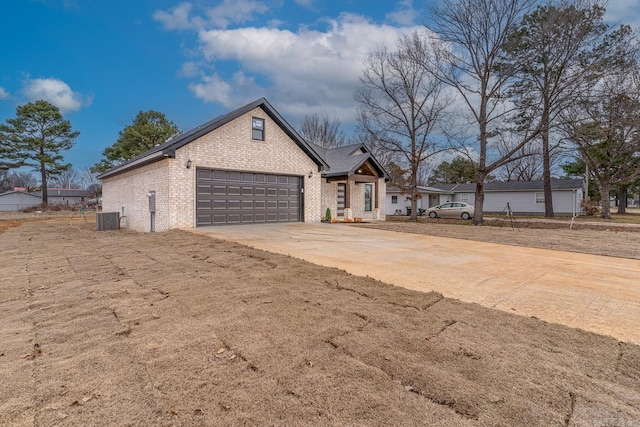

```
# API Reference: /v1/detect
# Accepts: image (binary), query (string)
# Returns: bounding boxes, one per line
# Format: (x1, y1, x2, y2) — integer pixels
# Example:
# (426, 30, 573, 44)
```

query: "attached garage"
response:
(196, 169, 302, 226)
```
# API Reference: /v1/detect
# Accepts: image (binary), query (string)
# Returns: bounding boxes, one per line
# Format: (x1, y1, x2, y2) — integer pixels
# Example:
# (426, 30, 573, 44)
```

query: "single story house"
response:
(0, 188, 91, 211)
(99, 98, 388, 232)
(0, 190, 42, 211)
(385, 185, 449, 216)
(38, 189, 91, 206)
(386, 179, 584, 216)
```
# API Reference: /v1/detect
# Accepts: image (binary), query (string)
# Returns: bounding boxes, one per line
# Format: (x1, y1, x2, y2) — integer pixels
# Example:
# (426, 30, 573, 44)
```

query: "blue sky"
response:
(1, 0, 638, 172)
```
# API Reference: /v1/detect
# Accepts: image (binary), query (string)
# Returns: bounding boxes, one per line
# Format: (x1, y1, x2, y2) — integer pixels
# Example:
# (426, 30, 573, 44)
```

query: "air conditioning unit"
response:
(96, 212, 120, 231)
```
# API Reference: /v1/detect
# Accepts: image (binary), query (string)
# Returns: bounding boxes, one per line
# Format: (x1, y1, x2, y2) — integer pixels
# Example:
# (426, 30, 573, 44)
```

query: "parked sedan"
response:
(426, 202, 474, 220)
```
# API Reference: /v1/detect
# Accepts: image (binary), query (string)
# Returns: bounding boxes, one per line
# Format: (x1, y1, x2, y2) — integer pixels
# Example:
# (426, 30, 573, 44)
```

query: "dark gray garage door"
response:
(196, 169, 302, 226)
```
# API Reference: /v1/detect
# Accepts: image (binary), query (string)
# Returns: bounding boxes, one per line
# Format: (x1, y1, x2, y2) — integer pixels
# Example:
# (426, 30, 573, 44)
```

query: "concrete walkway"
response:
(193, 223, 640, 344)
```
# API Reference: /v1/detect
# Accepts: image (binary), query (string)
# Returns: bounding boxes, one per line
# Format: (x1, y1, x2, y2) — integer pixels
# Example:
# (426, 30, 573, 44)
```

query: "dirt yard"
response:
(1, 217, 639, 426)
(364, 216, 640, 260)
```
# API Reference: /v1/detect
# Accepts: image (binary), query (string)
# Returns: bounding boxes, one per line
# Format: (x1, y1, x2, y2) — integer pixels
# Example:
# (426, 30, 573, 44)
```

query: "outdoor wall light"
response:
(186, 159, 192, 169)
(308, 170, 313, 178)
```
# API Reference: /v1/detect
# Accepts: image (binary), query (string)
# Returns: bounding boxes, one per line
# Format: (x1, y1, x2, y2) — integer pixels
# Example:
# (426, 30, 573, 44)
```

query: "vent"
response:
(96, 212, 120, 231)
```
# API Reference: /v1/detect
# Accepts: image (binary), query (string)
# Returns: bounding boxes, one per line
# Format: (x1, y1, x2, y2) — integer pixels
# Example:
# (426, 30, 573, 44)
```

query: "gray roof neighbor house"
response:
(387, 179, 585, 216)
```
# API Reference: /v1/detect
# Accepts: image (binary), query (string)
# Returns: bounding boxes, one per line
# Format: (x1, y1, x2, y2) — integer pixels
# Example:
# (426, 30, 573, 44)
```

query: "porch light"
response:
(186, 159, 192, 169)
(308, 170, 313, 178)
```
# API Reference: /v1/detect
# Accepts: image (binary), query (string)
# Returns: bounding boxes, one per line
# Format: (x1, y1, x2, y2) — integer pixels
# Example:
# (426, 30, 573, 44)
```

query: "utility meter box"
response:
(148, 191, 156, 213)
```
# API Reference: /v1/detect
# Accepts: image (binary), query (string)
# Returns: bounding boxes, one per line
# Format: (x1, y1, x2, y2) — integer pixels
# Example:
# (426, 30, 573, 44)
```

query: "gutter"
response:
(97, 150, 172, 180)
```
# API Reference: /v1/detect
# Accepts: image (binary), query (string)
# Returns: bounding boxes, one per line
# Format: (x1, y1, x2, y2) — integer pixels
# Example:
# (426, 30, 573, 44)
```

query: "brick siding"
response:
(102, 108, 322, 232)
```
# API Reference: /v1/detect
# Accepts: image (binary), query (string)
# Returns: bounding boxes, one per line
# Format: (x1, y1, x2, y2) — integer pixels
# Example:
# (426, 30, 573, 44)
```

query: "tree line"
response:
(353, 0, 640, 222)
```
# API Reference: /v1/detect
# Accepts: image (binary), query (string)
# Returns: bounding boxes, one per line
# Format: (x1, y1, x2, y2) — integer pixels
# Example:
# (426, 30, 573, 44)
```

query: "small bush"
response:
(345, 218, 354, 223)
(325, 207, 332, 222)
(581, 199, 600, 216)
(354, 217, 363, 223)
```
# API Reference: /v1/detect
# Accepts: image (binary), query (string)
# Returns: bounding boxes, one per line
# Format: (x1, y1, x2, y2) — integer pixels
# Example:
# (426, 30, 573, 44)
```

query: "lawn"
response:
(1, 218, 639, 426)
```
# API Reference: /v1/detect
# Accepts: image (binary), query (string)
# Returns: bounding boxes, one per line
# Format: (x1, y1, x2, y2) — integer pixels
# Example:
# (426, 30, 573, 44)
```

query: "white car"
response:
(426, 202, 474, 220)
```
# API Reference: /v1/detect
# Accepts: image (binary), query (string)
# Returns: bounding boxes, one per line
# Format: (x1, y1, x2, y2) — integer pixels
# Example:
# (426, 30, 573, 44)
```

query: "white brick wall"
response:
(102, 160, 170, 232)
(320, 177, 387, 220)
(102, 107, 323, 232)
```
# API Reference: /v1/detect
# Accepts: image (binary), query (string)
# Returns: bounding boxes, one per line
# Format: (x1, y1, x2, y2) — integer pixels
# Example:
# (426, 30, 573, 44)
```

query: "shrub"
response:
(325, 207, 332, 222)
(581, 199, 600, 216)
(354, 217, 363, 223)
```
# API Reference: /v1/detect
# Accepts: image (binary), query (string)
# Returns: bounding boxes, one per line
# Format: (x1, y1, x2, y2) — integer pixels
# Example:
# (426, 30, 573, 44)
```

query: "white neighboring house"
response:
(386, 186, 449, 216)
(0, 190, 42, 211)
(387, 179, 584, 216)
(0, 188, 91, 211)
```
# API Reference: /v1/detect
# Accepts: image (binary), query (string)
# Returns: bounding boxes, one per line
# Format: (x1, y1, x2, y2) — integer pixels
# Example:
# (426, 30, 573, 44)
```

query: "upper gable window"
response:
(252, 117, 265, 141)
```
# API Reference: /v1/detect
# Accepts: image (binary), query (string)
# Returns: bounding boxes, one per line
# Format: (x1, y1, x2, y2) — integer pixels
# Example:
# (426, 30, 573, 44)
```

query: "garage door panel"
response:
(212, 185, 227, 195)
(196, 169, 302, 226)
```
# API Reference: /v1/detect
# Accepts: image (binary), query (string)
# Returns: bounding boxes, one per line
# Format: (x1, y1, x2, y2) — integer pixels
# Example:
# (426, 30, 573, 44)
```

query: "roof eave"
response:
(98, 150, 171, 180)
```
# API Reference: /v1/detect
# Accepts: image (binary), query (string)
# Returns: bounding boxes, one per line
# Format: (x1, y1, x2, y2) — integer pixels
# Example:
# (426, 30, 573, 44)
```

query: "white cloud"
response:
(22, 77, 91, 113)
(386, 0, 418, 26)
(154, 0, 269, 31)
(184, 13, 420, 122)
(205, 0, 269, 29)
(188, 73, 233, 105)
(294, 0, 315, 8)
(153, 2, 195, 30)
(0, 87, 9, 100)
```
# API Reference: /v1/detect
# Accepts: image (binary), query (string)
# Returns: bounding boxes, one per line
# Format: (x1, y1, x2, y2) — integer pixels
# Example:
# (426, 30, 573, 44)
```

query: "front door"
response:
(429, 194, 438, 208)
(337, 183, 346, 217)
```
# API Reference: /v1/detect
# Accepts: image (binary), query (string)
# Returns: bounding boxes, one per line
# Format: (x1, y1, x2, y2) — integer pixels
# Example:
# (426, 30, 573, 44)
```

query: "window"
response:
(391, 195, 398, 204)
(535, 192, 544, 203)
(461, 193, 469, 203)
(252, 117, 264, 141)
(364, 184, 372, 212)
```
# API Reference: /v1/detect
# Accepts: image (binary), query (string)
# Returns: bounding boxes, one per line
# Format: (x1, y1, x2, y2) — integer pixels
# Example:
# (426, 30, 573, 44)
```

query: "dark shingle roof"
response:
(98, 98, 329, 179)
(310, 142, 389, 180)
(431, 179, 583, 193)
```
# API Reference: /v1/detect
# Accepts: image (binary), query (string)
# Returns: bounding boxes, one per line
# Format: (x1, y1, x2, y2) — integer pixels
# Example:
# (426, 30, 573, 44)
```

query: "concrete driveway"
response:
(194, 222, 640, 344)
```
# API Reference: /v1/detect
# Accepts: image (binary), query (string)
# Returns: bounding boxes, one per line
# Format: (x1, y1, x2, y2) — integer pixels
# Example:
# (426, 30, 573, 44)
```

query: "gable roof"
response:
(431, 179, 584, 193)
(98, 98, 329, 179)
(311, 142, 389, 180)
(0, 190, 42, 199)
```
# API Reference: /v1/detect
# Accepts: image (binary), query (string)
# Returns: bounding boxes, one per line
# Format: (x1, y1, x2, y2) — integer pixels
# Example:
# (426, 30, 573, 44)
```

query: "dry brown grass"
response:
(1, 219, 639, 426)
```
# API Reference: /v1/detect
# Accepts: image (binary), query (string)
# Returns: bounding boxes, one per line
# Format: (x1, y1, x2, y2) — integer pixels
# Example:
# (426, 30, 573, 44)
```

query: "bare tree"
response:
(299, 114, 347, 148)
(502, 0, 629, 216)
(0, 170, 37, 191)
(50, 167, 81, 189)
(355, 31, 452, 221)
(79, 167, 101, 192)
(565, 64, 640, 218)
(426, 0, 541, 224)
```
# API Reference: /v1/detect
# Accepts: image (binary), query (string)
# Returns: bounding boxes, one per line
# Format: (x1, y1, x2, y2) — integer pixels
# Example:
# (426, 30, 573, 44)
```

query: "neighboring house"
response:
(385, 185, 449, 216)
(98, 98, 388, 232)
(387, 179, 584, 216)
(34, 189, 91, 206)
(0, 188, 91, 211)
(0, 190, 42, 211)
